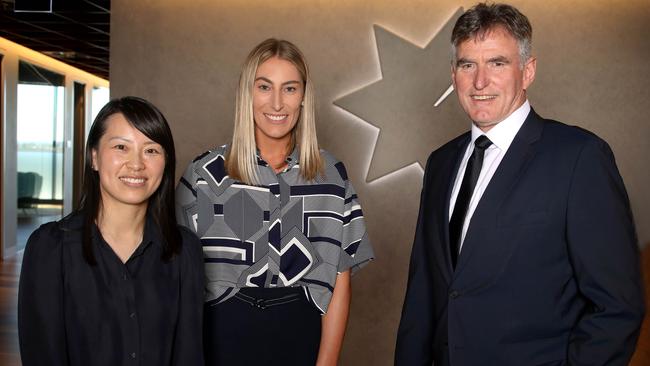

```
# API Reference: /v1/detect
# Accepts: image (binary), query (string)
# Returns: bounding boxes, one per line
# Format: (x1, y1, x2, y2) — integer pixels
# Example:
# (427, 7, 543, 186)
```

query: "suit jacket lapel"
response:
(428, 133, 470, 282)
(453, 109, 545, 278)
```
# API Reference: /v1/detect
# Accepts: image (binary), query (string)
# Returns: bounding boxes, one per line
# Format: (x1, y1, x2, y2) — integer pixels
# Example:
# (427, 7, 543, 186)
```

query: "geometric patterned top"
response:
(176, 145, 374, 314)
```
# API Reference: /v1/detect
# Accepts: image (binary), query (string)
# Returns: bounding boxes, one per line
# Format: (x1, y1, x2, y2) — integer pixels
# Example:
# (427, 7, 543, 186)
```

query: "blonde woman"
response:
(176, 39, 374, 365)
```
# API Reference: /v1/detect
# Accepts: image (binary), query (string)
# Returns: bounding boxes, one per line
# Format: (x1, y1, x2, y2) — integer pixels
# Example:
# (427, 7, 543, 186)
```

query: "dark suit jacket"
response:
(395, 110, 645, 366)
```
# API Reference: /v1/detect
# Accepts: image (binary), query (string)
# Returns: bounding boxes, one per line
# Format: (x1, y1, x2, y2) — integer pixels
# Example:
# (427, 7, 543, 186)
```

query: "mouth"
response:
(264, 113, 288, 122)
(471, 95, 497, 101)
(120, 176, 147, 186)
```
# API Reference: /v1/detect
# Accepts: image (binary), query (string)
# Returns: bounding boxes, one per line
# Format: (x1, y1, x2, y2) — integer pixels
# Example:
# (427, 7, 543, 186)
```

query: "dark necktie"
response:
(449, 135, 492, 268)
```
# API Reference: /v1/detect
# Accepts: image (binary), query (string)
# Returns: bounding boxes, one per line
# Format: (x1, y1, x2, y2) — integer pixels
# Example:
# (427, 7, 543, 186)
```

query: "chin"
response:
(118, 193, 153, 206)
(471, 113, 496, 125)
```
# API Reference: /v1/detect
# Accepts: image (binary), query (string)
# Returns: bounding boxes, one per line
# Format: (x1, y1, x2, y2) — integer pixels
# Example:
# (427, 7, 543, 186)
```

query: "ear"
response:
(91, 149, 98, 171)
(522, 57, 536, 90)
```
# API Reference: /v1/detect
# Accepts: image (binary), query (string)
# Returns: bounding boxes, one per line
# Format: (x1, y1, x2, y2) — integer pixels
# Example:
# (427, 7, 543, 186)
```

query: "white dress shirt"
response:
(449, 100, 531, 252)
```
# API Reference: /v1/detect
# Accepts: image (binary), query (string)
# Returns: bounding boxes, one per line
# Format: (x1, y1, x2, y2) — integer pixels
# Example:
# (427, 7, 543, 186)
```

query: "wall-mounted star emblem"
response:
(334, 8, 468, 182)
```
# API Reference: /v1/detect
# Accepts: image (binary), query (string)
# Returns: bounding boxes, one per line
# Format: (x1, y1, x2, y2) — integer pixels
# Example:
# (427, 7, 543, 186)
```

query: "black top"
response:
(18, 212, 205, 366)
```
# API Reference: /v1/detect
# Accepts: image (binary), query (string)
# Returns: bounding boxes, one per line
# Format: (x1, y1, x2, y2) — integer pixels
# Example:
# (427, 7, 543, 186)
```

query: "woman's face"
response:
(252, 56, 304, 148)
(91, 113, 166, 210)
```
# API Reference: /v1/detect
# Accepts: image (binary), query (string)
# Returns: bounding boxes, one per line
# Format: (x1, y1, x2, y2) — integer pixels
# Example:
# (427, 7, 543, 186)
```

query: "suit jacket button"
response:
(449, 290, 459, 299)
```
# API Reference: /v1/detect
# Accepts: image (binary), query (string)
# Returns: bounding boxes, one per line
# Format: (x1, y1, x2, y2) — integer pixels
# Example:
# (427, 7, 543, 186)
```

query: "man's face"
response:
(451, 26, 536, 131)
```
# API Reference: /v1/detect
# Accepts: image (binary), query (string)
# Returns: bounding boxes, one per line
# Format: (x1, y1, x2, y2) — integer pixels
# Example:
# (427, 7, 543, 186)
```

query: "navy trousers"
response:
(204, 287, 322, 365)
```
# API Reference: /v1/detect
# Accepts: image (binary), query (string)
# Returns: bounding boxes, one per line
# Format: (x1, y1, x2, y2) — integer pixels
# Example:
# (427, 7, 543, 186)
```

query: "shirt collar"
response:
(255, 145, 300, 170)
(471, 100, 530, 151)
(286, 146, 300, 169)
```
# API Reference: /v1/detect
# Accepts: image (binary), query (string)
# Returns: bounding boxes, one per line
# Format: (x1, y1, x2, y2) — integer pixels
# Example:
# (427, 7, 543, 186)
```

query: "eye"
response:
(257, 84, 271, 91)
(489, 60, 509, 68)
(114, 144, 126, 151)
(144, 144, 164, 155)
(459, 63, 474, 70)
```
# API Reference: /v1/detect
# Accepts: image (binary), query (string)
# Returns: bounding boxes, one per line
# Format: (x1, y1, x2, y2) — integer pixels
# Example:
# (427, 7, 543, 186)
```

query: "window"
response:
(15, 61, 65, 249)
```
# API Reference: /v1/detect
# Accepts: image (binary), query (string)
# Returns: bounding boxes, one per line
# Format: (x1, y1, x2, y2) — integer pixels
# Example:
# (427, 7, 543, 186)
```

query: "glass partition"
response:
(15, 61, 65, 249)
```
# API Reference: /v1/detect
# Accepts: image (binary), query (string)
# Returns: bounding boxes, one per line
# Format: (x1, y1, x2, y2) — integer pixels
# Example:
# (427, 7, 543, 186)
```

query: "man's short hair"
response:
(451, 2, 532, 66)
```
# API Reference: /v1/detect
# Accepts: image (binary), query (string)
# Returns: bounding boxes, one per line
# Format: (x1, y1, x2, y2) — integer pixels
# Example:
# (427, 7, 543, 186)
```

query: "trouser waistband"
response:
(234, 287, 304, 310)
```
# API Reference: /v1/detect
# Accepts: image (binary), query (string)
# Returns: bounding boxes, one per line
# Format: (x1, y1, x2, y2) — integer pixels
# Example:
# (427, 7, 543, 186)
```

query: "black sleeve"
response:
(18, 222, 69, 366)
(171, 227, 205, 365)
(566, 138, 645, 365)
(395, 154, 436, 366)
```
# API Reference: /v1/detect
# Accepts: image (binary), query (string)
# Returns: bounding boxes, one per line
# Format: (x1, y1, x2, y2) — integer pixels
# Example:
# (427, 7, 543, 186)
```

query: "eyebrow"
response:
(455, 55, 511, 67)
(107, 136, 159, 145)
(488, 56, 510, 64)
(254, 76, 301, 86)
(455, 58, 474, 67)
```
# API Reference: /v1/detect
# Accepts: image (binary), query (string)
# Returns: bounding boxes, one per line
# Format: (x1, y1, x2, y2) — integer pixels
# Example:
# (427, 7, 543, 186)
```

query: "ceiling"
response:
(0, 0, 110, 80)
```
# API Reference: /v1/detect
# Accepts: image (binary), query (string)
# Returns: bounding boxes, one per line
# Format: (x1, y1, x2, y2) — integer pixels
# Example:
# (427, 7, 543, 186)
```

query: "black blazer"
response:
(395, 110, 644, 366)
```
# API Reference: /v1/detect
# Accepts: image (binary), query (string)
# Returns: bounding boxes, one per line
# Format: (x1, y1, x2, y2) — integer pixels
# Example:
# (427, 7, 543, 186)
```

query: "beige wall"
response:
(111, 1, 650, 364)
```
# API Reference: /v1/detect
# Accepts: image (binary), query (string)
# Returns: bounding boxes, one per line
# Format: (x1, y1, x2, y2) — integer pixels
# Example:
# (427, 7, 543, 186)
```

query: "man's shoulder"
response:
(427, 131, 469, 161)
(538, 117, 607, 149)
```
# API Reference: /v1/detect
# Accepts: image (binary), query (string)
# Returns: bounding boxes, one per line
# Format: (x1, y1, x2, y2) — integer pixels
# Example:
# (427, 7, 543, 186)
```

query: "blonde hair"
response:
(226, 38, 322, 185)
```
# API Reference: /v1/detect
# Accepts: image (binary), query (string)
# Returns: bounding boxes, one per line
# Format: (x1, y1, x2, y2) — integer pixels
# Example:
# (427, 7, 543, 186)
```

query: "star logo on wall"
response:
(334, 8, 468, 182)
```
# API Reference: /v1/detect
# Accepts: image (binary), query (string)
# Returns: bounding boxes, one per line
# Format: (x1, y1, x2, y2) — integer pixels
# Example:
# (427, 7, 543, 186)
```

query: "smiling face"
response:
(452, 26, 536, 131)
(252, 56, 304, 148)
(91, 113, 165, 211)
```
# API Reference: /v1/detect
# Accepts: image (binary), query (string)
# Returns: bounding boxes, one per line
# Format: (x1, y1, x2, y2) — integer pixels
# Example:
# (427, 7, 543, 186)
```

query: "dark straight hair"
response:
(78, 96, 181, 264)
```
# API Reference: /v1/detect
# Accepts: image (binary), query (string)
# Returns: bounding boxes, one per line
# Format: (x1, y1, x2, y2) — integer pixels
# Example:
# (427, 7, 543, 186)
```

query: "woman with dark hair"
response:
(176, 39, 374, 365)
(18, 96, 204, 366)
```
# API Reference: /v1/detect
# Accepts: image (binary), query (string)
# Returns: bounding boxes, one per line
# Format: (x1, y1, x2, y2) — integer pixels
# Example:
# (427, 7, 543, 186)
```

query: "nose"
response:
(127, 151, 145, 171)
(272, 89, 283, 111)
(473, 65, 489, 90)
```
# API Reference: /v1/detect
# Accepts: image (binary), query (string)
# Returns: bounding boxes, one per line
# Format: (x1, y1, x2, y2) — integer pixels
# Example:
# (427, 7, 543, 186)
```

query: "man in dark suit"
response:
(395, 3, 645, 365)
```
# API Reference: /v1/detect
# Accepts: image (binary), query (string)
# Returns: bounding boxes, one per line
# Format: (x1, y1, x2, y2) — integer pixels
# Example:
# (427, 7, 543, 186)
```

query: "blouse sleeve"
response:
(171, 227, 205, 365)
(18, 222, 69, 366)
(338, 167, 374, 274)
(176, 162, 199, 233)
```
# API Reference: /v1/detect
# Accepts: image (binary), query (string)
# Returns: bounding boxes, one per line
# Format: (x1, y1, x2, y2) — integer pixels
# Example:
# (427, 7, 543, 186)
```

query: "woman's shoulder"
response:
(26, 211, 85, 249)
(189, 144, 229, 166)
(318, 149, 341, 166)
(27, 221, 61, 244)
(34, 210, 83, 235)
(182, 145, 229, 183)
(23, 218, 68, 258)
(20, 213, 89, 283)
(179, 145, 232, 188)
(176, 225, 203, 257)
(318, 149, 351, 183)
(177, 224, 199, 242)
